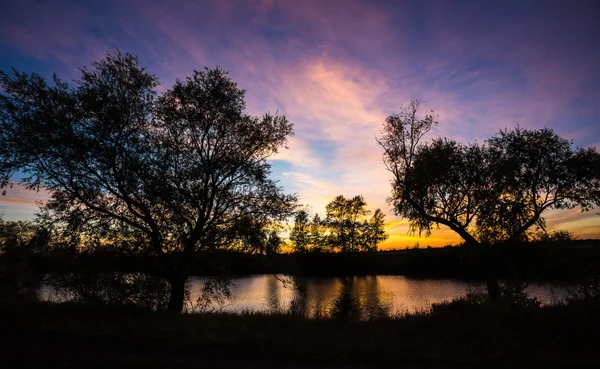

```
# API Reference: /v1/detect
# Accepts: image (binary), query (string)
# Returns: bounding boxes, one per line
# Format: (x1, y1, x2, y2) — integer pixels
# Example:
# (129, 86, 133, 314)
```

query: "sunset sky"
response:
(1, 0, 599, 248)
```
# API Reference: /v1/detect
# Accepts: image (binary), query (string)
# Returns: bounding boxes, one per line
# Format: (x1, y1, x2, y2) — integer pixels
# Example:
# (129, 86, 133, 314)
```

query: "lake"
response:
(40, 274, 573, 317)
(183, 275, 571, 317)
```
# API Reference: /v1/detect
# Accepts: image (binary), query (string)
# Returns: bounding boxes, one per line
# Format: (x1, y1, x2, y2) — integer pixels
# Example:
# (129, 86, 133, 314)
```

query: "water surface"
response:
(185, 275, 570, 317)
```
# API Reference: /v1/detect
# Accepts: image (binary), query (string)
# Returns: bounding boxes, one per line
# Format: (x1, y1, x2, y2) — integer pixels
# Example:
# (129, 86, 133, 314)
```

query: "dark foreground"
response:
(1, 302, 599, 369)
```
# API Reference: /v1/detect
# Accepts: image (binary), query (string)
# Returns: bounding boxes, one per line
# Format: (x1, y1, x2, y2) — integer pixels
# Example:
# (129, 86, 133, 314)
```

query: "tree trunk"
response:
(484, 245, 502, 302)
(167, 275, 188, 313)
(486, 275, 502, 302)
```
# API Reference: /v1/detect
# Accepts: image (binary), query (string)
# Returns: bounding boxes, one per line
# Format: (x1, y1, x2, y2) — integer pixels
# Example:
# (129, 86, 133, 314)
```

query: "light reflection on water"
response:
(185, 275, 571, 317)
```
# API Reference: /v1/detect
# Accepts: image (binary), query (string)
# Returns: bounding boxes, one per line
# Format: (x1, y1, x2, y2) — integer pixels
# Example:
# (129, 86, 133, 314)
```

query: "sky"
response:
(1, 0, 599, 248)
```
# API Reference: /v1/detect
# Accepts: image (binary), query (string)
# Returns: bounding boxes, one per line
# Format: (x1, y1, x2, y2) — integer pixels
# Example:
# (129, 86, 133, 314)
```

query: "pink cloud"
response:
(0, 184, 49, 220)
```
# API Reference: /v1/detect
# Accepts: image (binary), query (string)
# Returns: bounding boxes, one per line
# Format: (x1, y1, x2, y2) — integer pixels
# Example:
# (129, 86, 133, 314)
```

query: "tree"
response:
(289, 211, 327, 252)
(479, 127, 600, 244)
(290, 198, 387, 253)
(228, 215, 287, 255)
(290, 210, 311, 252)
(0, 51, 296, 312)
(324, 195, 388, 252)
(0, 217, 50, 301)
(0, 218, 51, 255)
(308, 214, 326, 251)
(378, 100, 600, 300)
(362, 209, 387, 251)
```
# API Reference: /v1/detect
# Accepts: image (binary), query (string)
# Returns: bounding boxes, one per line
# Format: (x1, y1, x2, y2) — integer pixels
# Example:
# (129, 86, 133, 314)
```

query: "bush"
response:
(431, 282, 541, 314)
(430, 290, 489, 314)
(566, 277, 600, 304)
(500, 280, 541, 309)
(531, 230, 575, 243)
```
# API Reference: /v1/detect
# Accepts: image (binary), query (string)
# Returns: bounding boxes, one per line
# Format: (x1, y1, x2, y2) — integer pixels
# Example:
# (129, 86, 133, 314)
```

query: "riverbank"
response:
(2, 300, 599, 368)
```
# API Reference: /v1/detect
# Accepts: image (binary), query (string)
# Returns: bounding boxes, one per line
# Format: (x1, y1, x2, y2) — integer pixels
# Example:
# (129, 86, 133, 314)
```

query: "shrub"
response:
(431, 282, 541, 314)
(566, 277, 600, 304)
(500, 280, 541, 309)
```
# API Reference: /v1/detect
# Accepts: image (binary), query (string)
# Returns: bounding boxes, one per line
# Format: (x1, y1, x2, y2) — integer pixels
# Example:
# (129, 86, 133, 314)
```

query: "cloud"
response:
(0, 184, 49, 220)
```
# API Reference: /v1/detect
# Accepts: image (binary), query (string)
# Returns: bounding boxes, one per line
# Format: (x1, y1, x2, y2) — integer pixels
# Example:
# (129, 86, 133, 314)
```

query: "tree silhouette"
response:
(363, 209, 387, 251)
(290, 197, 387, 253)
(378, 100, 600, 300)
(290, 210, 311, 253)
(325, 195, 370, 252)
(324, 195, 387, 252)
(0, 51, 296, 312)
(289, 210, 327, 252)
(309, 214, 326, 250)
(479, 127, 600, 244)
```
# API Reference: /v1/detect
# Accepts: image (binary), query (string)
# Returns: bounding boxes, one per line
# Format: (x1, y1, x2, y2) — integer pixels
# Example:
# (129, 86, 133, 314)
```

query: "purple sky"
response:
(1, 0, 599, 247)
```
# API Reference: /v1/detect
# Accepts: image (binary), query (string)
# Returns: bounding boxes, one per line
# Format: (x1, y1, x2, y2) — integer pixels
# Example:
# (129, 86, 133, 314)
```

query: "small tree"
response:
(361, 209, 387, 251)
(290, 210, 311, 253)
(0, 51, 296, 312)
(308, 214, 326, 251)
(378, 100, 600, 300)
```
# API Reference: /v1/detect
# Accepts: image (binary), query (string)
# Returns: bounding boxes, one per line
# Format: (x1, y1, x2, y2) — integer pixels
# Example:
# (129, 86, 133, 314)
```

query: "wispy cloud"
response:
(0, 185, 48, 221)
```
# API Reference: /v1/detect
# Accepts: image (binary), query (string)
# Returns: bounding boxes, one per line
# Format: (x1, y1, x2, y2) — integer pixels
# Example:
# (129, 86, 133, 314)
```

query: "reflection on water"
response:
(185, 275, 571, 317)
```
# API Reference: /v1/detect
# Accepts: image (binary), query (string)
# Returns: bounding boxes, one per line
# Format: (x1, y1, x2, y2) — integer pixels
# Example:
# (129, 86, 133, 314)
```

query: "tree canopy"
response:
(0, 51, 297, 311)
(378, 100, 600, 299)
(290, 195, 387, 253)
(378, 100, 600, 246)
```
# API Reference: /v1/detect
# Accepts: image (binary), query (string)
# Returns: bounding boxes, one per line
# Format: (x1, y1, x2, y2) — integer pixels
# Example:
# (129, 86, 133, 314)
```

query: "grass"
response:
(1, 299, 599, 368)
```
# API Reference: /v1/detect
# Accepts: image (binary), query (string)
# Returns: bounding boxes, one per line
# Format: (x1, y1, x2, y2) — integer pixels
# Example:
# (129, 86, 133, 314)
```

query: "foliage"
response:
(361, 208, 387, 251)
(0, 51, 296, 311)
(430, 290, 489, 314)
(378, 99, 600, 300)
(0, 217, 48, 302)
(432, 282, 540, 313)
(0, 217, 52, 255)
(531, 229, 575, 243)
(228, 216, 287, 255)
(308, 214, 326, 250)
(477, 128, 600, 244)
(290, 196, 388, 253)
(500, 281, 541, 309)
(290, 210, 311, 252)
(566, 276, 600, 304)
(289, 210, 332, 253)
(378, 100, 600, 246)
